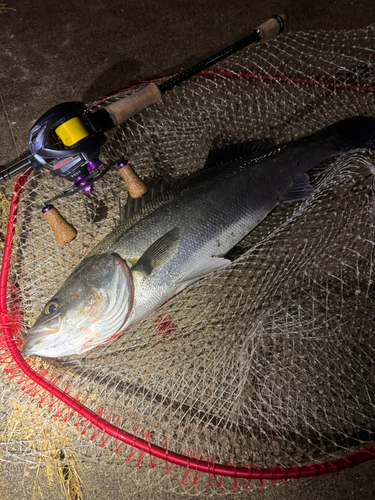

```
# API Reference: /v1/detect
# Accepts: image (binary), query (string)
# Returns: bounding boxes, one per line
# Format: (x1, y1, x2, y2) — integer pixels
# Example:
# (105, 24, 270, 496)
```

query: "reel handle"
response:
(118, 161, 148, 199)
(42, 205, 77, 245)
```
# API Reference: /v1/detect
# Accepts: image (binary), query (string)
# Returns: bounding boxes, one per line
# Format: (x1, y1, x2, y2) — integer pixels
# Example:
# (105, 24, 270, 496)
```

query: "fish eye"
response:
(44, 301, 58, 315)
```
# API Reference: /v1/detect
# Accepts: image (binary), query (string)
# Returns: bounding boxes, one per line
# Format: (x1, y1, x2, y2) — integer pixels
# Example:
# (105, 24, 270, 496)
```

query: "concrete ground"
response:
(0, 0, 375, 498)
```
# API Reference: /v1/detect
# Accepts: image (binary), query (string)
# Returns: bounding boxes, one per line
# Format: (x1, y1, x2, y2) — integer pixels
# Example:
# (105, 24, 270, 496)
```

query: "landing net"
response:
(1, 25, 375, 498)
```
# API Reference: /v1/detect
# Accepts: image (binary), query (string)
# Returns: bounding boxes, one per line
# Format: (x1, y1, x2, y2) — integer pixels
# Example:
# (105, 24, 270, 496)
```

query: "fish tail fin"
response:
(329, 116, 375, 153)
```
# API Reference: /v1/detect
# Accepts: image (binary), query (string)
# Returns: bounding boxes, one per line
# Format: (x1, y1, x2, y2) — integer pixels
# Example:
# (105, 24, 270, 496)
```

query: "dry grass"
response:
(0, 4, 15, 14)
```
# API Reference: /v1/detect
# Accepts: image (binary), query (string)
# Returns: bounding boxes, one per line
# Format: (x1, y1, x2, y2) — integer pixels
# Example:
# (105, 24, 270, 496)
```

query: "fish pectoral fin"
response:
(281, 173, 314, 204)
(131, 227, 180, 276)
(175, 256, 231, 292)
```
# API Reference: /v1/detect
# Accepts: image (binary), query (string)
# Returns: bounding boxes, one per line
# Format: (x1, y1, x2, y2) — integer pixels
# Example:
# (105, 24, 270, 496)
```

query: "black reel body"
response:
(0, 100, 114, 190)
(27, 101, 109, 182)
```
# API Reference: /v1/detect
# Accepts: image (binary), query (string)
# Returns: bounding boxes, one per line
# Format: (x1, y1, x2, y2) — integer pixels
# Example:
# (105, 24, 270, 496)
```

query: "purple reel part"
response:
(74, 159, 102, 193)
(42, 204, 54, 213)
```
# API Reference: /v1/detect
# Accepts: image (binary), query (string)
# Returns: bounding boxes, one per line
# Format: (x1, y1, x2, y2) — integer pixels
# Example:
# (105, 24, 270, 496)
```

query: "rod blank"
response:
(103, 14, 287, 126)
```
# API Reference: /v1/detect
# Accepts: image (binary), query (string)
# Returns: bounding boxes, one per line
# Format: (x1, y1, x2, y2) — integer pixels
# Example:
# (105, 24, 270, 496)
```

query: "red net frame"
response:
(1, 71, 375, 488)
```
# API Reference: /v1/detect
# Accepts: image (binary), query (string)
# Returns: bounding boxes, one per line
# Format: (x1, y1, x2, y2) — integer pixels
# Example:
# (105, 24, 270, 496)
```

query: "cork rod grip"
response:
(256, 14, 287, 41)
(43, 207, 77, 245)
(105, 83, 162, 126)
(118, 163, 148, 199)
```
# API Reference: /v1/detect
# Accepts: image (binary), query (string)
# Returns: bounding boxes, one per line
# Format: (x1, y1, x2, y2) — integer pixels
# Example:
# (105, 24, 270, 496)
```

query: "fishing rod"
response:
(0, 14, 286, 244)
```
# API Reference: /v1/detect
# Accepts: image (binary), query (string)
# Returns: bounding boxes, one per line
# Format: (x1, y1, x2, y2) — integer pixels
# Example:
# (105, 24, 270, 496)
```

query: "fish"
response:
(23, 116, 375, 357)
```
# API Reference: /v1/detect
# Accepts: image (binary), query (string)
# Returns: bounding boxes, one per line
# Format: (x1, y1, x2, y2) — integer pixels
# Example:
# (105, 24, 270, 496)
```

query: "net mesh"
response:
(1, 25, 375, 498)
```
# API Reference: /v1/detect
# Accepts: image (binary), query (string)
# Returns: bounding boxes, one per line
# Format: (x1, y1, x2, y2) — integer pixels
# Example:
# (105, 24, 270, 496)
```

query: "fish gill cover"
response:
(0, 25, 375, 498)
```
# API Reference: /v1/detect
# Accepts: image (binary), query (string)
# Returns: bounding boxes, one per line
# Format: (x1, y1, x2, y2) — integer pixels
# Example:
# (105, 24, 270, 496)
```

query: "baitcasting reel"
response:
(0, 15, 286, 244)
(0, 98, 154, 243)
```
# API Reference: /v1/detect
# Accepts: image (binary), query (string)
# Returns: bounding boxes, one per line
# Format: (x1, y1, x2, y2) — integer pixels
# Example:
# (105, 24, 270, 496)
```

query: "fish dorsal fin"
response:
(203, 140, 274, 169)
(119, 176, 179, 223)
(174, 256, 231, 293)
(131, 228, 180, 276)
(281, 173, 314, 203)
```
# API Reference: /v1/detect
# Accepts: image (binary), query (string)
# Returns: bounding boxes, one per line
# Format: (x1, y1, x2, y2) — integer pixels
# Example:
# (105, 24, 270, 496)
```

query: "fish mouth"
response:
(23, 315, 62, 356)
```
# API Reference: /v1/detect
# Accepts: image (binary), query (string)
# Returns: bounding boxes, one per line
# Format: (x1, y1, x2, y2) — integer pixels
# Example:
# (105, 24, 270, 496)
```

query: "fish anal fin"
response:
(281, 173, 314, 204)
(132, 228, 180, 275)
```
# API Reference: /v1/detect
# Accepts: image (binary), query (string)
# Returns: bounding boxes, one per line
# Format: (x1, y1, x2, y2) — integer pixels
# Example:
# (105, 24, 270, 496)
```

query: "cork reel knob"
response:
(42, 205, 77, 245)
(117, 161, 148, 199)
